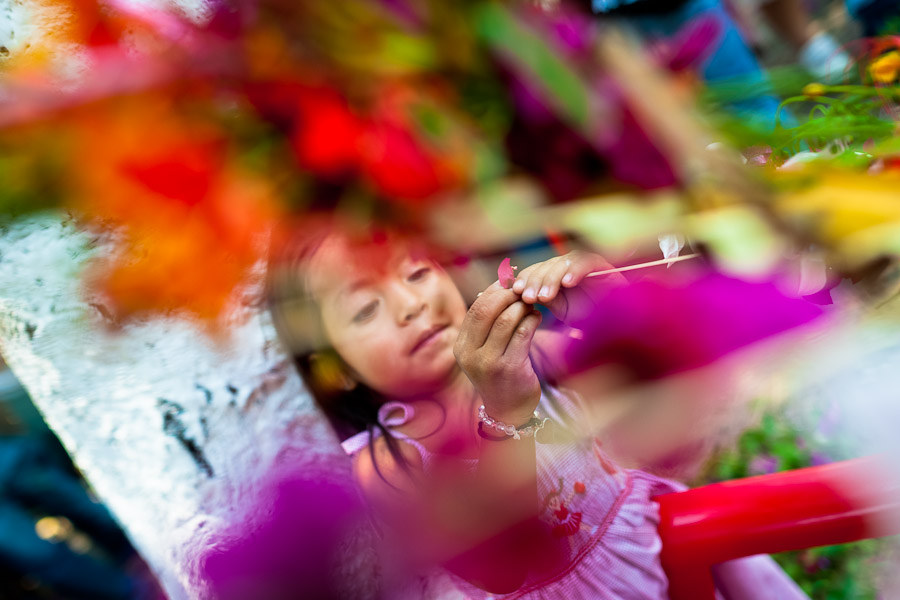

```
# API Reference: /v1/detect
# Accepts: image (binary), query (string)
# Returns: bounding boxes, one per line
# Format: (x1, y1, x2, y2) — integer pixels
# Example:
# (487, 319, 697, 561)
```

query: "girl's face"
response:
(306, 235, 468, 399)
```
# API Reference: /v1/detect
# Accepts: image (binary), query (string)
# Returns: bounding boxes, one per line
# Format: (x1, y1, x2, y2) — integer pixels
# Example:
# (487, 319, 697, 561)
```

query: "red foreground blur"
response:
(656, 457, 900, 599)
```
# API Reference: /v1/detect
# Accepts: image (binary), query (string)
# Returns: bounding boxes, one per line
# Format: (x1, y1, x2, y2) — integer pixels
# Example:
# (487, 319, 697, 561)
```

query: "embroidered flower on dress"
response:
(542, 477, 592, 538)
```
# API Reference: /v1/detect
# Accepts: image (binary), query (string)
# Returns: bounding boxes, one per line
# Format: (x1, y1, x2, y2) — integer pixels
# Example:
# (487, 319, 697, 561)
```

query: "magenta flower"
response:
(200, 465, 370, 600)
(561, 270, 825, 382)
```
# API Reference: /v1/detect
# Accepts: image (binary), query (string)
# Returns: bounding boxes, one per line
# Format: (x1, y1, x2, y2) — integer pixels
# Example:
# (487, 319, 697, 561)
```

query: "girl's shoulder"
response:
(350, 434, 425, 522)
(342, 400, 438, 454)
(345, 400, 442, 497)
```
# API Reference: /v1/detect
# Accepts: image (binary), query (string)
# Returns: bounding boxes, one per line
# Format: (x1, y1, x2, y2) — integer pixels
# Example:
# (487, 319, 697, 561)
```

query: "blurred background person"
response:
(0, 358, 159, 599)
(591, 0, 791, 127)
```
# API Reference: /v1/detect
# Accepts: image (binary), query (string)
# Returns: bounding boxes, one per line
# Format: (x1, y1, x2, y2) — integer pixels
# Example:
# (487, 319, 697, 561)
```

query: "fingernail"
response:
(523, 288, 536, 301)
(538, 286, 549, 298)
(476, 292, 483, 297)
(512, 280, 524, 292)
(562, 273, 574, 285)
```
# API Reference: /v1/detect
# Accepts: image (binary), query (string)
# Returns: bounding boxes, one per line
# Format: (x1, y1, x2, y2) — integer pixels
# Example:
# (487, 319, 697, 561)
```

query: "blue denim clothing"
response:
(592, 0, 644, 11)
(599, 0, 788, 128)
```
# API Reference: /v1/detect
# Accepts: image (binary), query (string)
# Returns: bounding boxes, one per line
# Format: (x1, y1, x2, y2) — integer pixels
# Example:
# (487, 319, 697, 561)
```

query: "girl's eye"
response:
(408, 267, 431, 283)
(352, 301, 378, 323)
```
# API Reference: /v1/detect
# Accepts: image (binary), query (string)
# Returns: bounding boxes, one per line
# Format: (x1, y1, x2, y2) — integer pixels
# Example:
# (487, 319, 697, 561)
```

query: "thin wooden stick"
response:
(585, 253, 700, 278)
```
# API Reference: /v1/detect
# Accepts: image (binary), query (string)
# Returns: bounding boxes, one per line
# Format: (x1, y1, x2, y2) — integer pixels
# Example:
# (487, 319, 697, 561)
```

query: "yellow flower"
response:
(774, 168, 900, 269)
(802, 83, 827, 98)
(869, 51, 900, 84)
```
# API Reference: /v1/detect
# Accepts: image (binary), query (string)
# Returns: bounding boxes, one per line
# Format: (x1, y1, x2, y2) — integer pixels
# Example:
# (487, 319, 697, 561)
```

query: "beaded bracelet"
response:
(478, 404, 550, 441)
(477, 421, 511, 441)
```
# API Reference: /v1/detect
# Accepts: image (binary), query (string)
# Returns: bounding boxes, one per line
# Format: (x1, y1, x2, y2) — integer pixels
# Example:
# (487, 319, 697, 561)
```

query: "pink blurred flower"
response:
(200, 466, 373, 600)
(562, 270, 824, 381)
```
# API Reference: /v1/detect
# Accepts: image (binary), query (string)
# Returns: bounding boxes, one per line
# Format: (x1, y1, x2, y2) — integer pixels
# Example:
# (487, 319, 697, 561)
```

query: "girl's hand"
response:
(454, 281, 542, 425)
(511, 251, 625, 326)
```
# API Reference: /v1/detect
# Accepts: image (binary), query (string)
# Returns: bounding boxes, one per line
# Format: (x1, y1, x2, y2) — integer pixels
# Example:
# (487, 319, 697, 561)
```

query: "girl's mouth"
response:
(410, 325, 448, 355)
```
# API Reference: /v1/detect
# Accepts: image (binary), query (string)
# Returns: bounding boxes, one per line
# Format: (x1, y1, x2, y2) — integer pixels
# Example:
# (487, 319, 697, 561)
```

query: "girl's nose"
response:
(402, 301, 426, 323)
(390, 282, 426, 324)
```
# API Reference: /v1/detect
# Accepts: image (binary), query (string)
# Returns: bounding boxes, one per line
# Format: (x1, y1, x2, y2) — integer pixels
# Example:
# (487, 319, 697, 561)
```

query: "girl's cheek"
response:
(355, 361, 406, 395)
(432, 279, 462, 317)
(346, 333, 406, 381)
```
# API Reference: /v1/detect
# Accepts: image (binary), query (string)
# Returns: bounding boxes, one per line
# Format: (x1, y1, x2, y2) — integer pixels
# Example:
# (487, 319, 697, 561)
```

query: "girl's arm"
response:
(445, 253, 628, 588)
(353, 433, 541, 593)
(353, 282, 547, 593)
(452, 281, 545, 591)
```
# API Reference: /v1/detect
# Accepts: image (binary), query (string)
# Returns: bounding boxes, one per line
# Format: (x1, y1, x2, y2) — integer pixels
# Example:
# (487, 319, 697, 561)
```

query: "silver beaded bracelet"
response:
(478, 404, 550, 440)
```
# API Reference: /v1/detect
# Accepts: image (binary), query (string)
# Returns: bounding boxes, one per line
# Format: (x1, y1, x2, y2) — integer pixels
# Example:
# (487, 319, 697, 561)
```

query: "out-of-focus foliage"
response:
(1, 0, 899, 332)
(708, 37, 900, 162)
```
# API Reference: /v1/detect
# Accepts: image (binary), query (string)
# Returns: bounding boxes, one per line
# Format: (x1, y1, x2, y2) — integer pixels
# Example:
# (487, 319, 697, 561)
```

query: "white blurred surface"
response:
(0, 213, 376, 599)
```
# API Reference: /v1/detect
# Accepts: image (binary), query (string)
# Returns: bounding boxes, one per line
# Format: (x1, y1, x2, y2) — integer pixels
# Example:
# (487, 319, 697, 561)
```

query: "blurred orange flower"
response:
(65, 95, 281, 324)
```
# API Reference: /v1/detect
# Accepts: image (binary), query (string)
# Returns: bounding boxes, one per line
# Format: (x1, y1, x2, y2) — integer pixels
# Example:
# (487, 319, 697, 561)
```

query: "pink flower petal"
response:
(498, 257, 517, 289)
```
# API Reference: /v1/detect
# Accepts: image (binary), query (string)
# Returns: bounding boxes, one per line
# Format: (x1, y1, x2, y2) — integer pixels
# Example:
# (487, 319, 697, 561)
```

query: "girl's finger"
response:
(482, 301, 532, 356)
(458, 282, 521, 349)
(536, 257, 571, 304)
(561, 253, 617, 288)
(520, 261, 554, 304)
(511, 263, 538, 294)
(503, 310, 542, 362)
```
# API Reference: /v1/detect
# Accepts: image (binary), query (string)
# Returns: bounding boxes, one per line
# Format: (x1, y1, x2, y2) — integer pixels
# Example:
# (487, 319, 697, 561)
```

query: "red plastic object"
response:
(655, 457, 900, 600)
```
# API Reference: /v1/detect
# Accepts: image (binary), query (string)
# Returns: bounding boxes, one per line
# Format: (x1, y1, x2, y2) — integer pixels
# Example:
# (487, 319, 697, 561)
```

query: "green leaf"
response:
(474, 3, 591, 129)
(380, 31, 438, 71)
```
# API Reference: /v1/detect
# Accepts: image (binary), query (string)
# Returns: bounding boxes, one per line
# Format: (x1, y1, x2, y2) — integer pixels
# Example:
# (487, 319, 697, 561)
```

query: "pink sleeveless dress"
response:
(341, 394, 809, 600)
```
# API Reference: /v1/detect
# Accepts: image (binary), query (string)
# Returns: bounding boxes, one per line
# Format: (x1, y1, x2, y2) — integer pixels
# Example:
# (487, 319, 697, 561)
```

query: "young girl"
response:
(267, 222, 808, 599)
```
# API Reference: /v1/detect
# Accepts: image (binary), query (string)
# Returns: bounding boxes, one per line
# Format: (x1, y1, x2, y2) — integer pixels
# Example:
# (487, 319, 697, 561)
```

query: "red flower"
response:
(292, 89, 364, 178)
(246, 81, 364, 178)
(358, 119, 443, 201)
(248, 80, 466, 202)
(573, 481, 586, 494)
